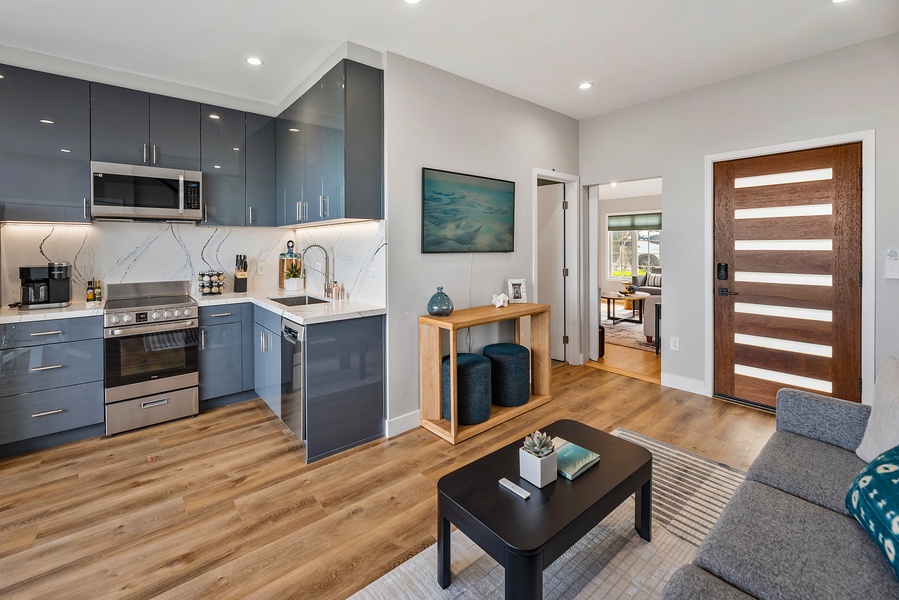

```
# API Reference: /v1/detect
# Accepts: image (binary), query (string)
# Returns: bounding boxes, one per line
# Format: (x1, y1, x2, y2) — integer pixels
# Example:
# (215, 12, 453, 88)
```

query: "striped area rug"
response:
(351, 429, 744, 600)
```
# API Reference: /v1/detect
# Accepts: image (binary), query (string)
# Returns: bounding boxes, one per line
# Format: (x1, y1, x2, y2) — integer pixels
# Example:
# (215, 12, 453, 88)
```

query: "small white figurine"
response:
(492, 293, 510, 308)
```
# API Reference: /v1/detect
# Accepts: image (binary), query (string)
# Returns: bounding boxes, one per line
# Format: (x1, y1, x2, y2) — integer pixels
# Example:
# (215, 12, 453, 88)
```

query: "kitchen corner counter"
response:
(0, 301, 105, 324)
(197, 289, 385, 325)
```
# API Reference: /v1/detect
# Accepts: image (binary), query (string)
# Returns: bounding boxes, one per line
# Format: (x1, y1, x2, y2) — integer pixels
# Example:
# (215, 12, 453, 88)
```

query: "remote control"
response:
(499, 478, 530, 499)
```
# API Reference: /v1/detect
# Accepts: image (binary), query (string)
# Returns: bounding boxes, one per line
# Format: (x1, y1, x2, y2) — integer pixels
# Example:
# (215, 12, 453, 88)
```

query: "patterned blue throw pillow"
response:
(846, 444, 899, 579)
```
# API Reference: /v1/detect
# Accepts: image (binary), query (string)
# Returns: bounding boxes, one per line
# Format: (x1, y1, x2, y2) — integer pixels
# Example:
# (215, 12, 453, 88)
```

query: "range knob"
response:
(183, 307, 192, 317)
(109, 315, 121, 325)
(173, 309, 182, 318)
(163, 310, 172, 319)
(122, 314, 133, 323)
(151, 311, 161, 321)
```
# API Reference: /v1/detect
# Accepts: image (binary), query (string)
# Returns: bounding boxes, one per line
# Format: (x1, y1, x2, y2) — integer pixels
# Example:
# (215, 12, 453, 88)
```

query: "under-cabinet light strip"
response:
(734, 168, 833, 189)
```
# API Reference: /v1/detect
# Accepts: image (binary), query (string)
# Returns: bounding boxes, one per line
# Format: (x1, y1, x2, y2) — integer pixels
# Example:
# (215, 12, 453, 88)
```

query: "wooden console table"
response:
(419, 302, 552, 444)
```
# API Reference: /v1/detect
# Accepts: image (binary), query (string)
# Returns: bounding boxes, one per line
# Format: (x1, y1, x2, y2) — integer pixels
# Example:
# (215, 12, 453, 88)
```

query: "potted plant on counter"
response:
(284, 262, 303, 292)
(520, 430, 557, 488)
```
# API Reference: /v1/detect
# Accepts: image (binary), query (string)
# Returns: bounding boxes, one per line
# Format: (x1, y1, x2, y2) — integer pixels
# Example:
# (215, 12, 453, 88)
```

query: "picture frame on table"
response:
(508, 279, 527, 303)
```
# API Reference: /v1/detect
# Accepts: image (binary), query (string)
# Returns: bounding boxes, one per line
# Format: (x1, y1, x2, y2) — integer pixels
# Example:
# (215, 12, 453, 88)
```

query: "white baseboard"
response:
(386, 410, 420, 438)
(660, 373, 708, 397)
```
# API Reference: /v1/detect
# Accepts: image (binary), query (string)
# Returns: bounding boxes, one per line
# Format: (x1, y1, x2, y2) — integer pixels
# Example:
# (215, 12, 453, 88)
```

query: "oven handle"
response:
(142, 398, 169, 410)
(104, 319, 196, 338)
(178, 174, 185, 215)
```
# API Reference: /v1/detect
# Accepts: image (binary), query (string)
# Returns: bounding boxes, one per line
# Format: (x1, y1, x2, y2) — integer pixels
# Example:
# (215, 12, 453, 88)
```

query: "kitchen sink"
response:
(270, 295, 331, 307)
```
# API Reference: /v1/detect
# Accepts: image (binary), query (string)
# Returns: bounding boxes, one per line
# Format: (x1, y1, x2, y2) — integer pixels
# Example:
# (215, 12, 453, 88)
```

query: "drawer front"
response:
(0, 381, 104, 445)
(0, 317, 103, 349)
(105, 386, 198, 436)
(0, 339, 103, 397)
(199, 304, 242, 325)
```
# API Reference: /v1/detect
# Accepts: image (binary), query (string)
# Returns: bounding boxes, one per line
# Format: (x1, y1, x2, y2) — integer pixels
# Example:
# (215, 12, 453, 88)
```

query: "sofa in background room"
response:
(632, 267, 661, 295)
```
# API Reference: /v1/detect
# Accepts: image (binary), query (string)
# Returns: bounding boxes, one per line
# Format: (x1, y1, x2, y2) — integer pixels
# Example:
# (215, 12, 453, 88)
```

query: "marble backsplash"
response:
(0, 220, 386, 306)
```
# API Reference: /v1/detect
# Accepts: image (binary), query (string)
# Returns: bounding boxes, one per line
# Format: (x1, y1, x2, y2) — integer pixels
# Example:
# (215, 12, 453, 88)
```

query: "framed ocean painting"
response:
(421, 168, 515, 253)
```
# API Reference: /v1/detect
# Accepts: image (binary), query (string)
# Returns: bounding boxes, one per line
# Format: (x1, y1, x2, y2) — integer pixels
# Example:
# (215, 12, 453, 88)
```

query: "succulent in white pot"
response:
(519, 430, 557, 488)
(283, 262, 302, 291)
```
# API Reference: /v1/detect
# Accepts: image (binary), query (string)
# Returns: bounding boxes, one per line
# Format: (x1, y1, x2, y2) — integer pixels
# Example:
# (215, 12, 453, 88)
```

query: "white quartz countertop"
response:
(0, 289, 385, 326)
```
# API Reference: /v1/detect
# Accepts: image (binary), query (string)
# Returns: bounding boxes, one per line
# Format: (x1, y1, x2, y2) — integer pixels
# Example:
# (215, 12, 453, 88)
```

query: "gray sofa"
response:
(632, 267, 661, 295)
(660, 388, 899, 600)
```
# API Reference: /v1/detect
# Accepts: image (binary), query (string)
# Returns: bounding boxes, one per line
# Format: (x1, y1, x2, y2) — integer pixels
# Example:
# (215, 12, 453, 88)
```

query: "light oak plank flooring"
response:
(587, 342, 662, 384)
(0, 365, 774, 599)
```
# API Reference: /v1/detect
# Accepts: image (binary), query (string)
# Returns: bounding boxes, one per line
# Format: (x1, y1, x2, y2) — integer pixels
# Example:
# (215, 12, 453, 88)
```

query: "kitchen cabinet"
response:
(0, 64, 91, 222)
(198, 303, 255, 402)
(304, 315, 384, 462)
(90, 83, 201, 170)
(277, 59, 383, 226)
(245, 113, 277, 227)
(200, 105, 246, 226)
(254, 307, 282, 418)
(0, 317, 104, 446)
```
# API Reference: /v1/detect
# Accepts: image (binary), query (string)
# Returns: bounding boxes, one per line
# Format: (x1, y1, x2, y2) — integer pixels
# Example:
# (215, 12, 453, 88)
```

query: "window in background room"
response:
(607, 212, 662, 280)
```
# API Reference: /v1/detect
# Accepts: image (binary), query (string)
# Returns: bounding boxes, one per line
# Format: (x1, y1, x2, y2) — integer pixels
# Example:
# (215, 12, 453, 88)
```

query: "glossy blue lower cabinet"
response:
(254, 320, 281, 418)
(198, 321, 243, 401)
(0, 381, 104, 445)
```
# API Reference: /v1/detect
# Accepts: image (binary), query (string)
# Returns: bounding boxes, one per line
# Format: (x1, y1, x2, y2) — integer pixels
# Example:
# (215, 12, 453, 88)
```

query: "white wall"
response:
(384, 53, 579, 435)
(579, 34, 899, 394)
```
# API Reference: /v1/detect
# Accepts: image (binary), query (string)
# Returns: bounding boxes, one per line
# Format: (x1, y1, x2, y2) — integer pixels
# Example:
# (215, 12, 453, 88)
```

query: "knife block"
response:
(234, 271, 248, 293)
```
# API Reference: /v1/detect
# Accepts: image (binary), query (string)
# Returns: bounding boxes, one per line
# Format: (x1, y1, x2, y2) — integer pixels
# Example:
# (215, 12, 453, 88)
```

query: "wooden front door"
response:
(713, 143, 862, 408)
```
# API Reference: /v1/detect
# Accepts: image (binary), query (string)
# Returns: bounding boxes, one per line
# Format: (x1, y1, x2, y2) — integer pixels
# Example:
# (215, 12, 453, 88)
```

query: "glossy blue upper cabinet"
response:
(90, 82, 200, 170)
(0, 64, 91, 222)
(200, 105, 246, 226)
(245, 113, 277, 227)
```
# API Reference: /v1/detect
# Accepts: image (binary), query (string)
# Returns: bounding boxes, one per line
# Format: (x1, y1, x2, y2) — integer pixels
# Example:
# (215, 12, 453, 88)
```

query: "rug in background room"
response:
(350, 429, 744, 600)
(602, 304, 657, 353)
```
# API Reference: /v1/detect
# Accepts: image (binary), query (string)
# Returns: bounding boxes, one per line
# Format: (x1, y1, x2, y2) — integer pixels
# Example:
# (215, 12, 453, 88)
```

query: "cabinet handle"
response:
(210, 313, 233, 318)
(260, 331, 265, 353)
(32, 409, 64, 418)
(204, 205, 208, 223)
(323, 196, 329, 218)
(141, 398, 169, 410)
(249, 206, 254, 225)
(200, 328, 205, 351)
(153, 144, 157, 165)
(83, 198, 88, 220)
(30, 330, 63, 337)
(296, 201, 300, 222)
(31, 364, 63, 372)
(143, 143, 148, 165)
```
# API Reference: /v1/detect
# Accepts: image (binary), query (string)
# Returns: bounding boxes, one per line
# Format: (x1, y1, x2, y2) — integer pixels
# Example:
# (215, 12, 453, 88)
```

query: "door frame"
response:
(532, 168, 584, 365)
(703, 130, 876, 404)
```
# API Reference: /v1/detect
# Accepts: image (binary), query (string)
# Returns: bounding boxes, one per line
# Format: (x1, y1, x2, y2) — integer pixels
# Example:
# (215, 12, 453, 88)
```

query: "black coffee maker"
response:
(19, 263, 72, 309)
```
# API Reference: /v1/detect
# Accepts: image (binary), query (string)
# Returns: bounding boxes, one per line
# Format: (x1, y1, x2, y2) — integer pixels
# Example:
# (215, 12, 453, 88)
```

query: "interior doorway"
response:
(532, 169, 582, 366)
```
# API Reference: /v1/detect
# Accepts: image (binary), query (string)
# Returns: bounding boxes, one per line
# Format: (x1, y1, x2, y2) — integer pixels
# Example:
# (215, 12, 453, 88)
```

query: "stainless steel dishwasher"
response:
(280, 319, 305, 441)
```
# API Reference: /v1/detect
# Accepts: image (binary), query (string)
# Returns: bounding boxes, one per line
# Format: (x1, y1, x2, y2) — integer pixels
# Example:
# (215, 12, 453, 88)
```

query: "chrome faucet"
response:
(301, 244, 330, 296)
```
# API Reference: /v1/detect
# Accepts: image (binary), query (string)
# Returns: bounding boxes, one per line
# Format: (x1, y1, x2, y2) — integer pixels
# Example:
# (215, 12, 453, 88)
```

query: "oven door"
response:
(104, 319, 199, 403)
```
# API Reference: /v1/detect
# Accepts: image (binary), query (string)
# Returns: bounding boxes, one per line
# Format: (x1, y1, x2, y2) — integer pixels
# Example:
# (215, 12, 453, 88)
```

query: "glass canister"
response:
(427, 287, 454, 316)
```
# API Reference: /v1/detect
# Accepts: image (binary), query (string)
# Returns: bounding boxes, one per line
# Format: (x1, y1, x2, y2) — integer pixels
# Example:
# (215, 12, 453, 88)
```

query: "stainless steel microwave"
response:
(90, 162, 202, 221)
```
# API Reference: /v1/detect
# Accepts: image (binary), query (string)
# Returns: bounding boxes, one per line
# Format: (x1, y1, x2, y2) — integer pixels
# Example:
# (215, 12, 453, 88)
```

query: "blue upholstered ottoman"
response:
(483, 343, 530, 407)
(441, 353, 491, 425)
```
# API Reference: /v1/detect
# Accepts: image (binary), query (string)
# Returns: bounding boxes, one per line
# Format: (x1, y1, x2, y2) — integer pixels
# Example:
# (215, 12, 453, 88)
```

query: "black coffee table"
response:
(437, 420, 652, 600)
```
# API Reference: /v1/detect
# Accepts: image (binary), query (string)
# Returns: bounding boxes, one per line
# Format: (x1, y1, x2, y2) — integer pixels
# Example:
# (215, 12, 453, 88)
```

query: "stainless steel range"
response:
(103, 281, 199, 435)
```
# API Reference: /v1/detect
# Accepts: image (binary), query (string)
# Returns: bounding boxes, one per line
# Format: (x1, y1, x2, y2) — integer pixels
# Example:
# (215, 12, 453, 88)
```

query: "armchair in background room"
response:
(632, 267, 661, 295)
(644, 295, 661, 354)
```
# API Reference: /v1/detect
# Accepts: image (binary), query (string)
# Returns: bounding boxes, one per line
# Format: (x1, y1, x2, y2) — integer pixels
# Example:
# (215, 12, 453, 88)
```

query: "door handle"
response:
(717, 287, 738, 297)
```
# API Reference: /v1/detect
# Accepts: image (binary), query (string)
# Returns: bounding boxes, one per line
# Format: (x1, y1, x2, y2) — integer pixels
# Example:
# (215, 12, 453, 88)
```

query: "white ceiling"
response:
(1, 0, 897, 120)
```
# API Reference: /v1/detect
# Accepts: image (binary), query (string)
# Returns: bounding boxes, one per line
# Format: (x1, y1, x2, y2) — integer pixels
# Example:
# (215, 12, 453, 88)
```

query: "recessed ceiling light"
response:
(0, 74, 5, 79)
(209, 114, 220, 120)
(213, 165, 222, 169)
(832, 0, 849, 3)
(60, 148, 71, 153)
(610, 182, 618, 187)
(288, 128, 300, 133)
(40, 119, 54, 124)
(232, 147, 240, 151)
(404, 0, 421, 4)
(578, 82, 593, 90)
(246, 57, 263, 66)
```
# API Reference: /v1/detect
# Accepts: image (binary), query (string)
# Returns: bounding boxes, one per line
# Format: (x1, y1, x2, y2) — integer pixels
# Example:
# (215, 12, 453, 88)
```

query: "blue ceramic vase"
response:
(428, 287, 454, 316)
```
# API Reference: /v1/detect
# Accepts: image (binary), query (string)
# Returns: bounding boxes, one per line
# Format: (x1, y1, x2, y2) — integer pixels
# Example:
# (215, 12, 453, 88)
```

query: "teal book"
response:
(552, 437, 601, 480)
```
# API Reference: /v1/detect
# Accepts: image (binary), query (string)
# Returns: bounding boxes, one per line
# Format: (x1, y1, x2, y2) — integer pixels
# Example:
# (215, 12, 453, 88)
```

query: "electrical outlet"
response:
(670, 336, 679, 351)
(257, 263, 265, 275)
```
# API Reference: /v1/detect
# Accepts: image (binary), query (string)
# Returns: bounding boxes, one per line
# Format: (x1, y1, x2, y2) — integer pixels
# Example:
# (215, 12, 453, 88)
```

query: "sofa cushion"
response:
(645, 271, 662, 287)
(694, 480, 898, 600)
(746, 430, 865, 516)
(857, 356, 899, 462)
(846, 444, 899, 580)
(659, 565, 755, 600)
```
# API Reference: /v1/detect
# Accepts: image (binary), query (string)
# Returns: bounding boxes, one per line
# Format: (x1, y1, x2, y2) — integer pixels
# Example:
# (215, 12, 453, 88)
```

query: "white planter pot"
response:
(519, 447, 557, 488)
(284, 278, 300, 291)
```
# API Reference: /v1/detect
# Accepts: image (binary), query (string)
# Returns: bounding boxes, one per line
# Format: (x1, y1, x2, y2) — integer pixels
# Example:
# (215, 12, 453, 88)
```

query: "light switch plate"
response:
(887, 249, 899, 279)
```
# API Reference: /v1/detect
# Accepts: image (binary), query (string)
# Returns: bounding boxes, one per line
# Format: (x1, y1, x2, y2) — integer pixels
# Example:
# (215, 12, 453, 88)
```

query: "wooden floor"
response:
(587, 342, 662, 384)
(0, 365, 775, 599)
